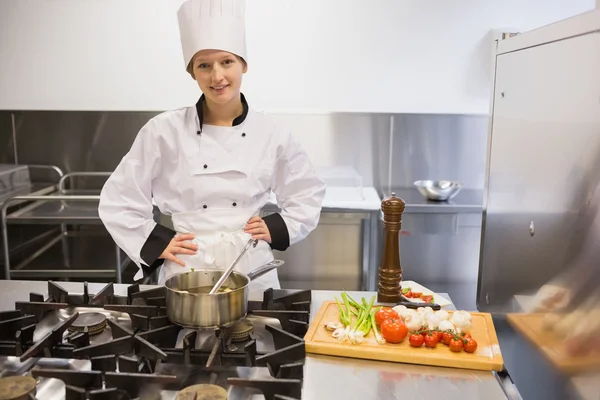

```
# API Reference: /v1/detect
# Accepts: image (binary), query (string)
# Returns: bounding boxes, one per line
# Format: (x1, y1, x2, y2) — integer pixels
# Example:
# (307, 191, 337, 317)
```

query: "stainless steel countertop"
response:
(0, 281, 512, 400)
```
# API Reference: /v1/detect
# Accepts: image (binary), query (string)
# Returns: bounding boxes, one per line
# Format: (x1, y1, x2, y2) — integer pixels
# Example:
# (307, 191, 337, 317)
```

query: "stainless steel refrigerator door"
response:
(478, 30, 600, 312)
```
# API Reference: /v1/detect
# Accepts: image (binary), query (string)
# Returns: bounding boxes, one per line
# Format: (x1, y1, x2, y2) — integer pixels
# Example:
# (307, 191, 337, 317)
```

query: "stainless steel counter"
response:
(0, 281, 515, 400)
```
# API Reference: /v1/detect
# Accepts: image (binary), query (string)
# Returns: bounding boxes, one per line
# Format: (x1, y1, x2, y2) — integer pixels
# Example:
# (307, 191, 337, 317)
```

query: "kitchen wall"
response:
(0, 110, 486, 294)
(0, 0, 594, 114)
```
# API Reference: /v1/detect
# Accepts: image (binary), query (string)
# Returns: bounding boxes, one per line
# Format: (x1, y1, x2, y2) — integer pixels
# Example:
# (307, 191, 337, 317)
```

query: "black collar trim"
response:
(195, 93, 249, 133)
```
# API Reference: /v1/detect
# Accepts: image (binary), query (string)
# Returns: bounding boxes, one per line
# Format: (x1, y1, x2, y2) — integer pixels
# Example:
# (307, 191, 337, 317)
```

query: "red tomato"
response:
(375, 308, 399, 326)
(424, 333, 439, 348)
(404, 290, 413, 298)
(463, 338, 478, 353)
(442, 332, 453, 345)
(381, 318, 408, 344)
(450, 338, 464, 352)
(409, 334, 424, 347)
(461, 332, 472, 339)
(433, 331, 443, 342)
(421, 295, 433, 303)
(411, 291, 423, 298)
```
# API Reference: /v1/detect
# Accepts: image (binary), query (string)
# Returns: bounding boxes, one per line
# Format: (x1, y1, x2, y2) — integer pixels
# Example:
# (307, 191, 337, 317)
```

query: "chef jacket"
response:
(99, 94, 327, 287)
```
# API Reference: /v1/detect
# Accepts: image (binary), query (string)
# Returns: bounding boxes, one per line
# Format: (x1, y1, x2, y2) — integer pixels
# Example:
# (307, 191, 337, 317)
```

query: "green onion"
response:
(370, 308, 385, 344)
(335, 296, 351, 326)
(332, 292, 384, 345)
(345, 293, 362, 310)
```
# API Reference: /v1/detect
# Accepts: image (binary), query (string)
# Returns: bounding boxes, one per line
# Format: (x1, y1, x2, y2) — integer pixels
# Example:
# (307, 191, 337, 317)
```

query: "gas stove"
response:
(0, 281, 310, 399)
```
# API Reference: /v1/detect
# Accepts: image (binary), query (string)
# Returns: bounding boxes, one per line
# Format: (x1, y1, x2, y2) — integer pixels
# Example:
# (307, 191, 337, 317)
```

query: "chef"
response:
(98, 0, 326, 298)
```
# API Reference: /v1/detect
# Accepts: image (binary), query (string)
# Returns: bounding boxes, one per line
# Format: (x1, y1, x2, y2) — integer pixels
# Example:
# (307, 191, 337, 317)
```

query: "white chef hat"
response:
(177, 0, 247, 72)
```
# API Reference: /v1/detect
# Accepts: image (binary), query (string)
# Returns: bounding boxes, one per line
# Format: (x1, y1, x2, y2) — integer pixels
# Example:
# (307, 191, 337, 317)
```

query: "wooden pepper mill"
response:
(377, 192, 406, 303)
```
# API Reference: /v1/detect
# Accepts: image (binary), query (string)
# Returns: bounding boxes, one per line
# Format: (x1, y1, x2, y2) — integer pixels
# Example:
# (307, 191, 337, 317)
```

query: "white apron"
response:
(157, 208, 281, 301)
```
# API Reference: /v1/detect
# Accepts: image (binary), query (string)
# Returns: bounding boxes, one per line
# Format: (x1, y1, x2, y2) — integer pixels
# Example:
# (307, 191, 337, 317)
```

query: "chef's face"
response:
(190, 50, 247, 105)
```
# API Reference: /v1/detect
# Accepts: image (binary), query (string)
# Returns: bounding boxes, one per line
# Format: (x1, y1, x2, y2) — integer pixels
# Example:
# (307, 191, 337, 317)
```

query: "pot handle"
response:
(247, 259, 285, 281)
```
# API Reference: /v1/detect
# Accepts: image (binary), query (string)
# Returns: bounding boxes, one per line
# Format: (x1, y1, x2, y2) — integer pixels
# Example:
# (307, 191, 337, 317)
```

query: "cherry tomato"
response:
(411, 291, 423, 298)
(375, 308, 399, 326)
(450, 338, 464, 352)
(409, 333, 424, 347)
(381, 318, 408, 344)
(424, 333, 439, 348)
(433, 331, 443, 342)
(463, 338, 478, 353)
(461, 332, 472, 339)
(442, 332, 453, 345)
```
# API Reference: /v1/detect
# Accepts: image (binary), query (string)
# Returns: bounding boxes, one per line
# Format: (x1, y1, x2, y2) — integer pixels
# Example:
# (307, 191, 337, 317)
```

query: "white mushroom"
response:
(438, 320, 455, 332)
(425, 313, 442, 330)
(434, 310, 450, 321)
(405, 310, 425, 333)
(392, 305, 412, 320)
(450, 313, 472, 333)
(417, 306, 434, 316)
(324, 321, 344, 332)
(454, 310, 473, 322)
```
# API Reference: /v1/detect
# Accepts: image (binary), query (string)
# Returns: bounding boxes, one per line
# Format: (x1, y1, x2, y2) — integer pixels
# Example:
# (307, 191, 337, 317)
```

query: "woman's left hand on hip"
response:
(244, 216, 271, 243)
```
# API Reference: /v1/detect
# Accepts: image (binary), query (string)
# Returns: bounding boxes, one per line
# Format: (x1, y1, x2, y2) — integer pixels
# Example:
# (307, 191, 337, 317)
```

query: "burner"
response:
(0, 376, 36, 400)
(215, 319, 254, 343)
(176, 384, 227, 400)
(67, 312, 107, 336)
(229, 319, 254, 343)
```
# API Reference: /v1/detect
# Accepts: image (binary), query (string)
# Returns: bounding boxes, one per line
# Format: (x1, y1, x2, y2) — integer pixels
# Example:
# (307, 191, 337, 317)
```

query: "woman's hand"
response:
(159, 233, 197, 267)
(245, 216, 272, 243)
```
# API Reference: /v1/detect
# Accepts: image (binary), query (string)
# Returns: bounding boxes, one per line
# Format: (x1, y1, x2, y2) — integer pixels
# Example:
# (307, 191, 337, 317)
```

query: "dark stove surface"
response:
(0, 281, 310, 400)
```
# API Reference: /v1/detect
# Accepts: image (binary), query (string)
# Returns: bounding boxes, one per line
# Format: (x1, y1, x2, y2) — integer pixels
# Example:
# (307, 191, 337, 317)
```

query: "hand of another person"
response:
(159, 233, 197, 267)
(244, 216, 272, 243)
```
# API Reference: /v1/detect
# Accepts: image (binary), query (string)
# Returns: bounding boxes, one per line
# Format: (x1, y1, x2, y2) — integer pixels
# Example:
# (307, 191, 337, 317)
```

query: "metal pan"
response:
(164, 260, 284, 328)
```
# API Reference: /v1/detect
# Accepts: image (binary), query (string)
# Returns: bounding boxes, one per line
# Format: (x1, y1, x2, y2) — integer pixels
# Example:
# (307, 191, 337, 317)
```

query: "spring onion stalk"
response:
(371, 309, 386, 344)
(345, 293, 362, 310)
(341, 292, 354, 316)
(335, 296, 351, 327)
(360, 295, 376, 336)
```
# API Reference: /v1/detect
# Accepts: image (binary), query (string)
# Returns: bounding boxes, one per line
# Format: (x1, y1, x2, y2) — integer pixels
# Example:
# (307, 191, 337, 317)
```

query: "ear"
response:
(240, 57, 248, 74)
(186, 60, 196, 80)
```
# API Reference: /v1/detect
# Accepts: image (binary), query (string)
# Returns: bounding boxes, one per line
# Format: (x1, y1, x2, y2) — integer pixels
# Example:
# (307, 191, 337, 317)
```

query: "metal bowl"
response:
(414, 180, 463, 202)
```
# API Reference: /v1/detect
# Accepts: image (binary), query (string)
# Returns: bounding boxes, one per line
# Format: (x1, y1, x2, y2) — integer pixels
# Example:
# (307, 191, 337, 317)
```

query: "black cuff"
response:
(140, 223, 176, 277)
(263, 213, 290, 251)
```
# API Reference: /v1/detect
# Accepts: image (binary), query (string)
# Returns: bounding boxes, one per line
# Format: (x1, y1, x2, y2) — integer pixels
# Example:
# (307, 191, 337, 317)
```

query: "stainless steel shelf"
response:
(4, 196, 101, 224)
(384, 187, 483, 214)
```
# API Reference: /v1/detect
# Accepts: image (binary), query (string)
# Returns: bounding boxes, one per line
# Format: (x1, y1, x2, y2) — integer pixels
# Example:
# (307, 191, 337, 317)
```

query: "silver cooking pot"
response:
(164, 260, 284, 328)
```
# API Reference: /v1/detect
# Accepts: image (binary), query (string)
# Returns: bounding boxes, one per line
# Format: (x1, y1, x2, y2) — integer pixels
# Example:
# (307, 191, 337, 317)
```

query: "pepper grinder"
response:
(377, 192, 406, 303)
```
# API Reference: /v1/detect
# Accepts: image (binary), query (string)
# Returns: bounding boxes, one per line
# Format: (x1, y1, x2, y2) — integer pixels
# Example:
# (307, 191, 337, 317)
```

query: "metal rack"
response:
(1, 169, 127, 282)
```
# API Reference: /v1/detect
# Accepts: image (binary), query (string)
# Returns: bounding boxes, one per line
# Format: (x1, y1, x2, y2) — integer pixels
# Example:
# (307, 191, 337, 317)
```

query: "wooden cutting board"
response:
(506, 313, 600, 374)
(304, 301, 504, 371)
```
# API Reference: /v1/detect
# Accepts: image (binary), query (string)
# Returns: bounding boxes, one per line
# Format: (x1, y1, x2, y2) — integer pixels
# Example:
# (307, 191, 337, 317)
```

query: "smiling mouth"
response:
(211, 84, 229, 92)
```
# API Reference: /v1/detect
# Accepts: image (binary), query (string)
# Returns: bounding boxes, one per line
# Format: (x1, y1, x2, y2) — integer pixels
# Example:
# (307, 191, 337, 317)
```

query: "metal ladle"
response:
(208, 238, 258, 294)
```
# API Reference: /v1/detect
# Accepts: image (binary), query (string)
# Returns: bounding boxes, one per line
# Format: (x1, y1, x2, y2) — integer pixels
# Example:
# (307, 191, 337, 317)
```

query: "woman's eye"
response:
(197, 63, 209, 69)
(223, 59, 234, 65)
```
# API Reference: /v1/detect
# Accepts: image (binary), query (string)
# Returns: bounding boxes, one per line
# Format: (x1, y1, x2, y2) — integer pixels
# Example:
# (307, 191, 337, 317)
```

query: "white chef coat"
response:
(98, 95, 326, 299)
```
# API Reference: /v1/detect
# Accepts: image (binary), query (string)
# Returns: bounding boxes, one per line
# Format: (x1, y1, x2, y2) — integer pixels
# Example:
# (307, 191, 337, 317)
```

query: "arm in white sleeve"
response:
(98, 118, 175, 276)
(263, 130, 326, 250)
